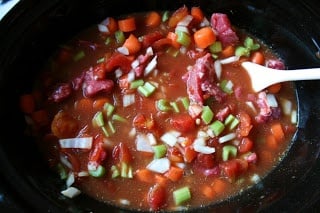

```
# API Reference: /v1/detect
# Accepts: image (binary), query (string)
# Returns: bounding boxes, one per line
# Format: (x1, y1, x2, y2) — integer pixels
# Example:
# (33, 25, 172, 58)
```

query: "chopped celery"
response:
(92, 111, 104, 127)
(112, 114, 127, 123)
(222, 145, 237, 161)
(209, 120, 225, 136)
(229, 118, 240, 130)
(105, 36, 113, 46)
(57, 163, 67, 180)
(170, 101, 180, 113)
(120, 162, 133, 178)
(156, 99, 172, 112)
(138, 82, 156, 97)
(130, 79, 144, 89)
(209, 41, 222, 53)
(73, 51, 85, 61)
(224, 114, 236, 126)
(235, 46, 250, 57)
(201, 106, 214, 125)
(108, 121, 116, 134)
(166, 47, 180, 57)
(96, 57, 105, 64)
(176, 31, 191, 47)
(173, 186, 191, 205)
(115, 30, 125, 44)
(162, 11, 170, 22)
(180, 97, 190, 110)
(153, 144, 167, 159)
(220, 80, 233, 94)
(111, 165, 120, 178)
(101, 126, 110, 137)
(88, 165, 106, 177)
(244, 37, 260, 50)
(103, 102, 115, 117)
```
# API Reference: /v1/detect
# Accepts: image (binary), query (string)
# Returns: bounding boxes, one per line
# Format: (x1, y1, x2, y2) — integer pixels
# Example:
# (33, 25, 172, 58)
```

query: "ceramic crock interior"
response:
(0, 0, 320, 212)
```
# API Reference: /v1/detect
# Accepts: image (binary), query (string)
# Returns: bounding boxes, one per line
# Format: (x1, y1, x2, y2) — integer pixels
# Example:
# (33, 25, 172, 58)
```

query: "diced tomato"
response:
(170, 113, 195, 133)
(237, 111, 253, 137)
(168, 5, 189, 28)
(195, 153, 215, 169)
(152, 38, 173, 51)
(167, 147, 184, 163)
(105, 53, 132, 73)
(165, 166, 184, 182)
(133, 113, 156, 131)
(220, 159, 248, 180)
(142, 31, 164, 48)
(238, 137, 254, 153)
(92, 63, 107, 80)
(112, 142, 132, 164)
(89, 135, 107, 164)
(147, 184, 166, 211)
(184, 146, 197, 163)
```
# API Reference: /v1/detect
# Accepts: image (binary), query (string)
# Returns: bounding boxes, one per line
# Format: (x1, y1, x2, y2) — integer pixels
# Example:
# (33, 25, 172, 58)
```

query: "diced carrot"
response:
(191, 7, 204, 23)
(145, 11, 161, 28)
(251, 51, 265, 65)
(31, 109, 49, 126)
(20, 94, 35, 114)
(155, 174, 169, 187)
(267, 83, 282, 94)
(220, 45, 235, 58)
(106, 17, 118, 34)
(93, 98, 110, 110)
(271, 122, 285, 142)
(211, 178, 228, 194)
(166, 32, 181, 49)
(123, 34, 141, 55)
(194, 27, 216, 49)
(74, 98, 93, 113)
(266, 134, 278, 150)
(168, 5, 189, 28)
(238, 137, 254, 153)
(118, 17, 136, 32)
(184, 146, 197, 163)
(165, 166, 183, 182)
(135, 169, 155, 183)
(202, 185, 215, 199)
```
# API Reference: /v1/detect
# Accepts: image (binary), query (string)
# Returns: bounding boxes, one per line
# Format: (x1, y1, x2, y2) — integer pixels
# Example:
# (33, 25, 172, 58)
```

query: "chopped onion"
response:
(193, 143, 215, 154)
(147, 133, 157, 145)
(127, 70, 135, 82)
(97, 24, 109, 33)
(219, 133, 236, 143)
(60, 155, 72, 169)
(123, 94, 135, 107)
(66, 172, 75, 187)
(136, 134, 154, 153)
(219, 56, 240, 64)
(119, 199, 131, 205)
(128, 128, 136, 138)
(114, 68, 123, 79)
(177, 15, 193, 27)
(144, 55, 157, 76)
(266, 94, 278, 107)
(59, 137, 92, 149)
(146, 158, 170, 173)
(280, 98, 292, 115)
(200, 17, 210, 27)
(131, 59, 140, 69)
(246, 101, 257, 113)
(251, 174, 261, 183)
(214, 60, 222, 79)
(77, 171, 89, 177)
(117, 46, 129, 55)
(160, 131, 181, 147)
(146, 46, 154, 56)
(175, 26, 190, 34)
(291, 110, 297, 124)
(61, 187, 81, 198)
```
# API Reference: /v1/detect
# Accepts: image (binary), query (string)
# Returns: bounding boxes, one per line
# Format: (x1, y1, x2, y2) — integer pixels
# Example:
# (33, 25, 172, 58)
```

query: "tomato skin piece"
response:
(61, 150, 81, 172)
(195, 153, 215, 169)
(238, 137, 254, 153)
(89, 135, 107, 164)
(168, 5, 189, 28)
(105, 53, 132, 73)
(170, 114, 195, 133)
(220, 159, 248, 180)
(142, 31, 164, 48)
(147, 184, 166, 211)
(237, 111, 253, 137)
(92, 63, 107, 80)
(112, 142, 132, 164)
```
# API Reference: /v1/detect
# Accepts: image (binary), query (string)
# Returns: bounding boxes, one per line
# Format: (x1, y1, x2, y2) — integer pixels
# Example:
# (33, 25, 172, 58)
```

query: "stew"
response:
(20, 6, 297, 211)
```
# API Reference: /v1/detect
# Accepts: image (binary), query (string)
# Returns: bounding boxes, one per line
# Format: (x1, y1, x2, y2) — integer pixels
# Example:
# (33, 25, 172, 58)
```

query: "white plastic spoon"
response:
(241, 61, 320, 92)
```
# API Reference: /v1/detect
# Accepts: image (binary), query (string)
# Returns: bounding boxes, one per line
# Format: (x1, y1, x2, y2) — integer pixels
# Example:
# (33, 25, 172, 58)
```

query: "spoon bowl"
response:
(241, 61, 320, 92)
